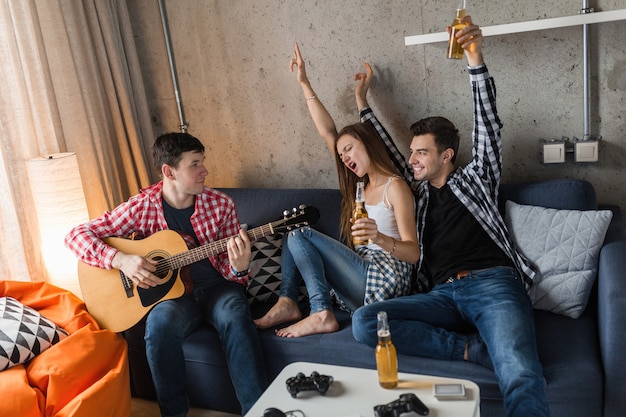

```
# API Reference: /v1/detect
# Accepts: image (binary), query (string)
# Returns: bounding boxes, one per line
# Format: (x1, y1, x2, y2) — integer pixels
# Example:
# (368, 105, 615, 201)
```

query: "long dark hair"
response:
(334, 122, 401, 249)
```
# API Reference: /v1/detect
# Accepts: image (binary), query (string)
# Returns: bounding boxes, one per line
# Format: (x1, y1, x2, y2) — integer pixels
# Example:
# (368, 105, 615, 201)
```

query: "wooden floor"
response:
(131, 398, 240, 417)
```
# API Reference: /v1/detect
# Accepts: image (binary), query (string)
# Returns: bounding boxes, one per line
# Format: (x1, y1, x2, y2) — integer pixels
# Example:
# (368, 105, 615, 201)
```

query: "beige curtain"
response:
(0, 0, 154, 285)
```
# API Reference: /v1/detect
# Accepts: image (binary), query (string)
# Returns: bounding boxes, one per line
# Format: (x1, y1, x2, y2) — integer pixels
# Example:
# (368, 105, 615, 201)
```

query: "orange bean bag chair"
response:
(0, 281, 130, 417)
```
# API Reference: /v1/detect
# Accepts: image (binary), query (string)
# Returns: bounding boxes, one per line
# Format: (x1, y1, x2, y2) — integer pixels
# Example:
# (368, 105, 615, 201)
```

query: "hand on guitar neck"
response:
(225, 228, 253, 274)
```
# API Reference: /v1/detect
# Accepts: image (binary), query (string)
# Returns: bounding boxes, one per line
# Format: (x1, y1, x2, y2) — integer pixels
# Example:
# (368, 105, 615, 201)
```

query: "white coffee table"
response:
(245, 361, 480, 417)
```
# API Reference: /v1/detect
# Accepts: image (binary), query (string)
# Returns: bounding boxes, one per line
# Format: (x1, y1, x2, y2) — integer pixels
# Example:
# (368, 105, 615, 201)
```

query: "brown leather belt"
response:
(446, 268, 490, 284)
(446, 270, 469, 284)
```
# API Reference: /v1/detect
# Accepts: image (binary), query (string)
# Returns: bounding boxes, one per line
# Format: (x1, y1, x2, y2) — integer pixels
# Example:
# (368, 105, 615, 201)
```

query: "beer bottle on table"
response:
(375, 311, 398, 388)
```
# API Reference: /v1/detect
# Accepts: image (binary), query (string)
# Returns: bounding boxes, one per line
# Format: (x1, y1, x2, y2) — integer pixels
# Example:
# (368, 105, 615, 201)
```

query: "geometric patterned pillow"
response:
(247, 235, 284, 304)
(246, 235, 308, 304)
(0, 296, 69, 371)
(505, 201, 613, 318)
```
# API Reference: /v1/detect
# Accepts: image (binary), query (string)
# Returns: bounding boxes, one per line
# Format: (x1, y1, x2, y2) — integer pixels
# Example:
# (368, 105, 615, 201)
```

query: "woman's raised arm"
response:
(290, 42, 338, 153)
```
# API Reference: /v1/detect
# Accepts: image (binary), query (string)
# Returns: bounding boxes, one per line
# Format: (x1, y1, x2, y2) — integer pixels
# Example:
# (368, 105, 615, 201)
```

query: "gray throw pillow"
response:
(505, 200, 612, 318)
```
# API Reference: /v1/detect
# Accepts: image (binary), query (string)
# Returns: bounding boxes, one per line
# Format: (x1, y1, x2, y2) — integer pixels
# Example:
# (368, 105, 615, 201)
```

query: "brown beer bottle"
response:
(352, 182, 368, 245)
(446, 4, 468, 59)
(375, 311, 398, 388)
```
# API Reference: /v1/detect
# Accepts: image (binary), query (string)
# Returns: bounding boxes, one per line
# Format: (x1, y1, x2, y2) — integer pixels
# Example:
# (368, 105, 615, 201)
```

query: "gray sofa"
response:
(125, 179, 626, 417)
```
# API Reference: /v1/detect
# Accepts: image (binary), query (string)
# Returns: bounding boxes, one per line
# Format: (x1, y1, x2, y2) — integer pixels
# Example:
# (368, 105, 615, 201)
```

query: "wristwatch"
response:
(231, 265, 249, 277)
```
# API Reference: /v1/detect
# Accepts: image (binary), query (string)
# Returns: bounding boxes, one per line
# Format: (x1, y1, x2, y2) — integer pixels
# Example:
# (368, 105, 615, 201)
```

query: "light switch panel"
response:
(575, 141, 599, 162)
(542, 142, 565, 164)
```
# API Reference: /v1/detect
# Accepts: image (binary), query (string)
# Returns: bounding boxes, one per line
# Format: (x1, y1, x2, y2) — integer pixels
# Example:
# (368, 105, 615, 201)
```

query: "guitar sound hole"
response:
(137, 252, 178, 307)
(152, 255, 169, 279)
(146, 250, 173, 281)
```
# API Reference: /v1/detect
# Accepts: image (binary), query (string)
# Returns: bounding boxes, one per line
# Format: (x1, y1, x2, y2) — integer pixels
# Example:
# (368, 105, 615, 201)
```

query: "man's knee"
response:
(213, 294, 252, 330)
(352, 307, 377, 347)
(145, 301, 188, 339)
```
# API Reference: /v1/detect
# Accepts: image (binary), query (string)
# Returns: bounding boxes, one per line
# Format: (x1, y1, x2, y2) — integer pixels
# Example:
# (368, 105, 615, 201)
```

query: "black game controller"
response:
(263, 408, 287, 417)
(373, 393, 430, 417)
(285, 371, 333, 398)
(262, 408, 304, 417)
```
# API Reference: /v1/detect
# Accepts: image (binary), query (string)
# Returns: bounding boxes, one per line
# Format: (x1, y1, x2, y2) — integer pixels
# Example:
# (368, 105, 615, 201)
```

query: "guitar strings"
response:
(152, 224, 277, 276)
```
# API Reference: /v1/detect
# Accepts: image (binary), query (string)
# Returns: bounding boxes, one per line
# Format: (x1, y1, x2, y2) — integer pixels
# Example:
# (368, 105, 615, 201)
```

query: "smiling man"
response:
(351, 17, 550, 417)
(65, 132, 267, 416)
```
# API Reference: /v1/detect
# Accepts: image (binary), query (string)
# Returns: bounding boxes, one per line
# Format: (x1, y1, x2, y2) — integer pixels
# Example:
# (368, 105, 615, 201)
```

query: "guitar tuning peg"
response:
(298, 204, 306, 210)
(283, 210, 289, 218)
(292, 207, 298, 214)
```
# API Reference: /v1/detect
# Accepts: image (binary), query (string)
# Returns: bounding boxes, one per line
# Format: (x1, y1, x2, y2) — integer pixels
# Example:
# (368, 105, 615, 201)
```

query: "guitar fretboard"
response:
(154, 224, 275, 275)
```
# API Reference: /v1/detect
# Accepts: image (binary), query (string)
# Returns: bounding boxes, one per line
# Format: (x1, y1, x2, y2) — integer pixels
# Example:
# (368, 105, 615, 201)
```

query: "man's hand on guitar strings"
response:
(227, 229, 252, 273)
(112, 251, 160, 289)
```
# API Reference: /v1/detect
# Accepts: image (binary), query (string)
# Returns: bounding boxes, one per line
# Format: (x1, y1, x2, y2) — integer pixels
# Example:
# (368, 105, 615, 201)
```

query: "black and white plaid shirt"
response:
(360, 64, 536, 292)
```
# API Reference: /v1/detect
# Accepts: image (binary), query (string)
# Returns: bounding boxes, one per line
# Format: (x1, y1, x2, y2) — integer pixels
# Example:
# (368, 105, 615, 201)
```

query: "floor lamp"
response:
(26, 152, 89, 299)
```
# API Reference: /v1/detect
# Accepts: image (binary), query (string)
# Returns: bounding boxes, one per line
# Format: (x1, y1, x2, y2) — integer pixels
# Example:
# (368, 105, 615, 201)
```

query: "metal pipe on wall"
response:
(581, 0, 592, 140)
(158, 0, 188, 132)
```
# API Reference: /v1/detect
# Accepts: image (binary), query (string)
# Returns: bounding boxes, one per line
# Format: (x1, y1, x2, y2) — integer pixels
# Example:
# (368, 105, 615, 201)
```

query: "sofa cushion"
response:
(220, 188, 342, 241)
(498, 179, 597, 213)
(0, 296, 68, 371)
(505, 201, 612, 318)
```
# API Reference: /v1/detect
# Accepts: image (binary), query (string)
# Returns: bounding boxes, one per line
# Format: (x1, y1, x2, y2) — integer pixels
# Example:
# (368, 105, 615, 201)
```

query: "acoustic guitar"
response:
(78, 205, 319, 332)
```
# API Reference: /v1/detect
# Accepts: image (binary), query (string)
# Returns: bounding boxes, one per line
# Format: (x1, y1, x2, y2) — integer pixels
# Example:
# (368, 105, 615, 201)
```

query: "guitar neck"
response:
(161, 223, 274, 271)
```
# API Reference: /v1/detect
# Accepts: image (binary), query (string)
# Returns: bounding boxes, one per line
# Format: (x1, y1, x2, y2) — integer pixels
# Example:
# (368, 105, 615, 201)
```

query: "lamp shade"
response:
(26, 152, 89, 298)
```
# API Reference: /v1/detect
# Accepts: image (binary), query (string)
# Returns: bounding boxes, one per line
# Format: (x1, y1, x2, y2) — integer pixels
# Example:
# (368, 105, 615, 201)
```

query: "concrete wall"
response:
(127, 0, 625, 212)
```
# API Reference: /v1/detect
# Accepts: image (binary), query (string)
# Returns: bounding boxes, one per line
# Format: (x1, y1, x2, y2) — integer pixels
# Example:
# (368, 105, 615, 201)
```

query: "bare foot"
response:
(275, 310, 339, 338)
(254, 297, 302, 329)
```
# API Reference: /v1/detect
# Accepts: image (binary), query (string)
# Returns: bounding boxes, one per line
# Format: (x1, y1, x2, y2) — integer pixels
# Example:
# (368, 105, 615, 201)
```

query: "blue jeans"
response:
(280, 227, 368, 313)
(144, 280, 267, 417)
(352, 267, 550, 417)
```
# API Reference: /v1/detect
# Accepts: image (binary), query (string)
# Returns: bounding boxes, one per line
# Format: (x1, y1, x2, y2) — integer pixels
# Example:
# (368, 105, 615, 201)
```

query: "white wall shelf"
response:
(405, 9, 626, 46)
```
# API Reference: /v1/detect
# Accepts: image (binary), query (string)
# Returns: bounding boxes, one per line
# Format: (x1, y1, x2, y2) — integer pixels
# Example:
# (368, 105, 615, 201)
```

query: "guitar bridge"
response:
(120, 271, 134, 298)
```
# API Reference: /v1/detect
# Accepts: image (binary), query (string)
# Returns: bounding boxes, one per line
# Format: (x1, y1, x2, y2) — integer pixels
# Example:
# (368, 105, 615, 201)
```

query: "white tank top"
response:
(361, 176, 403, 250)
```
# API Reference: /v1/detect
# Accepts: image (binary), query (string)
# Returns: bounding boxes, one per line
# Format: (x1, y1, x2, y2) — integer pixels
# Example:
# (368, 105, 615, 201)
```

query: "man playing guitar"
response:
(65, 132, 267, 416)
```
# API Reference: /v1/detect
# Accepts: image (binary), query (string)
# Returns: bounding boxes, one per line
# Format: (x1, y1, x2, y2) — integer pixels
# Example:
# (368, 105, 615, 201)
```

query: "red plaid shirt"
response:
(65, 181, 248, 285)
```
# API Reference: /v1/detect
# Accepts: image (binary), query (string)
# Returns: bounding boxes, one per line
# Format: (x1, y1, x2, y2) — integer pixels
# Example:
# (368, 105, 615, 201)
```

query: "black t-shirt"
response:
(423, 184, 513, 286)
(162, 197, 223, 288)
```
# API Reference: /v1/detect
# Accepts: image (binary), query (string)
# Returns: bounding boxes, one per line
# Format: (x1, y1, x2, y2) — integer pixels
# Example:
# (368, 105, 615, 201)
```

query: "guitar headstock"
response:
(272, 205, 320, 233)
